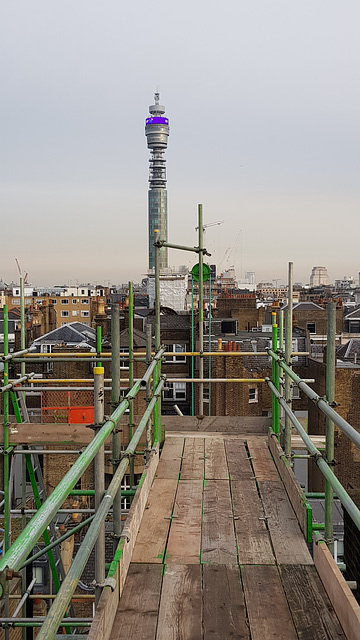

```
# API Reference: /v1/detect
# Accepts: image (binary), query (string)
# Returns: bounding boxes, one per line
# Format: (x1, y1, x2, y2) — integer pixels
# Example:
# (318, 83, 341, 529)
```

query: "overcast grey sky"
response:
(1, 1, 359, 286)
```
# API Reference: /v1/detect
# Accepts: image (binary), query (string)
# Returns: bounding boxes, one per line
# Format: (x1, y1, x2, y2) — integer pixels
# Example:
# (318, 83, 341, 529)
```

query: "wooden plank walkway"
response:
(109, 434, 346, 640)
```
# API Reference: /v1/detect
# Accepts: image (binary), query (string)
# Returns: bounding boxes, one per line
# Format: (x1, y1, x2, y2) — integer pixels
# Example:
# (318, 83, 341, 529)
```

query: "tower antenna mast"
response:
(145, 92, 170, 270)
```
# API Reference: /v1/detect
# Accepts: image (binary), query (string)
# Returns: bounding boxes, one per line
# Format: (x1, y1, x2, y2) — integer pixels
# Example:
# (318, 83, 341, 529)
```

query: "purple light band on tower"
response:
(146, 117, 169, 125)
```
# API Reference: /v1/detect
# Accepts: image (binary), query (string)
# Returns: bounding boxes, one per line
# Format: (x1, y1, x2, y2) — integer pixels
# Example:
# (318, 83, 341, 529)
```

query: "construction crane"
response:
(15, 258, 29, 284)
(195, 220, 224, 256)
(195, 220, 224, 232)
(218, 246, 231, 272)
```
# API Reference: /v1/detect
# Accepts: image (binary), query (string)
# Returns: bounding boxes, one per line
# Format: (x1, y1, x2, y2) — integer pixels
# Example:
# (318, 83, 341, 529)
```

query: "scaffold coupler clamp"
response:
(310, 450, 323, 463)
(120, 527, 131, 543)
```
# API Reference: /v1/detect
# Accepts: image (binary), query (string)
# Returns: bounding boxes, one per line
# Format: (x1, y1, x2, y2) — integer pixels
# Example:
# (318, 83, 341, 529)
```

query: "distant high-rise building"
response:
(245, 271, 256, 285)
(145, 93, 169, 270)
(310, 266, 329, 287)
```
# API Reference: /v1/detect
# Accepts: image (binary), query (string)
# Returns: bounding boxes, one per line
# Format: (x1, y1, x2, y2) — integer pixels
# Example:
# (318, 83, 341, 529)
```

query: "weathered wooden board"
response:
(205, 437, 229, 479)
(242, 565, 297, 640)
(231, 480, 275, 565)
(203, 565, 249, 639)
(224, 438, 253, 480)
(162, 416, 271, 434)
(109, 564, 162, 640)
(131, 478, 178, 564)
(291, 434, 326, 450)
(1, 423, 110, 445)
(268, 433, 311, 541)
(181, 437, 205, 479)
(258, 481, 313, 565)
(166, 479, 203, 564)
(314, 537, 360, 640)
(88, 445, 159, 640)
(246, 437, 280, 481)
(202, 480, 237, 565)
(280, 565, 346, 640)
(117, 446, 161, 594)
(156, 564, 202, 640)
(155, 437, 184, 479)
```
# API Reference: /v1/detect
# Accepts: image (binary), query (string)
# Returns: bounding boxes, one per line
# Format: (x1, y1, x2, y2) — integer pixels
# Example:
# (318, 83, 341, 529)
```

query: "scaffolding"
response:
(1, 230, 360, 638)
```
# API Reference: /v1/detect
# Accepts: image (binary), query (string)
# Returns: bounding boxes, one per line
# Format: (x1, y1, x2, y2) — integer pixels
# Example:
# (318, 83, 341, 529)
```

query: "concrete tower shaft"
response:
(145, 93, 169, 270)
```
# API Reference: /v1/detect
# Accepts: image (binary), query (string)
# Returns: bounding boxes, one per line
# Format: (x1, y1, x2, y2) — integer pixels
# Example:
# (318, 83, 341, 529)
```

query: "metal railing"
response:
(0, 313, 165, 637)
(267, 301, 360, 554)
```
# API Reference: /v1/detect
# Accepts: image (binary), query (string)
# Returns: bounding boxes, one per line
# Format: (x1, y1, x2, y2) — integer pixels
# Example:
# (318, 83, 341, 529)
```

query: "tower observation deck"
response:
(145, 92, 169, 270)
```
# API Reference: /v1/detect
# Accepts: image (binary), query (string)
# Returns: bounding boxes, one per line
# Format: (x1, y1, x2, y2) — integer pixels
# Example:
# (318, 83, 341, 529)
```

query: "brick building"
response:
(203, 321, 309, 417)
(307, 357, 360, 491)
(280, 301, 343, 337)
(214, 293, 265, 331)
(145, 311, 192, 415)
(343, 489, 360, 604)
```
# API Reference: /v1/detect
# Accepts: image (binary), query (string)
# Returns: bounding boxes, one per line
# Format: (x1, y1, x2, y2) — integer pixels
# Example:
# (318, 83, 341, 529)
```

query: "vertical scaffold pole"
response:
(279, 309, 284, 351)
(191, 276, 194, 416)
(20, 276, 27, 639)
(278, 308, 284, 427)
(94, 366, 105, 607)
(325, 301, 336, 553)
(154, 230, 161, 443)
(128, 282, 135, 488)
(20, 275, 26, 382)
(272, 314, 280, 436)
(208, 272, 212, 416)
(284, 261, 293, 458)
(146, 323, 152, 460)
(3, 305, 10, 640)
(96, 326, 102, 368)
(198, 204, 204, 416)
(111, 304, 122, 550)
(3, 305, 10, 552)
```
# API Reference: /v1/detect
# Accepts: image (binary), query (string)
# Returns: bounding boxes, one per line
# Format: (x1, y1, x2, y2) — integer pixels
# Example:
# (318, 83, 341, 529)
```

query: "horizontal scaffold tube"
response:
(35, 377, 165, 640)
(13, 350, 309, 358)
(268, 348, 360, 450)
(1, 347, 35, 361)
(0, 380, 140, 591)
(0, 618, 92, 627)
(140, 347, 165, 386)
(266, 378, 360, 532)
(1, 373, 35, 392)
(20, 516, 94, 570)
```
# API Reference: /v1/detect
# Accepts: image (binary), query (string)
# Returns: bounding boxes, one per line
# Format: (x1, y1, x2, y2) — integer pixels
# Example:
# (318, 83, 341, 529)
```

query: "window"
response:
(61, 310, 69, 317)
(291, 338, 299, 363)
(120, 347, 129, 369)
(221, 320, 237, 334)
(72, 299, 78, 304)
(72, 311, 78, 316)
(61, 299, 69, 305)
(40, 344, 52, 354)
(36, 299, 43, 304)
(307, 322, 316, 334)
(51, 299, 57, 304)
(81, 311, 89, 317)
(121, 472, 141, 510)
(291, 385, 300, 399)
(163, 382, 186, 401)
(248, 388, 258, 403)
(81, 289, 85, 295)
(81, 299, 89, 305)
(33, 564, 46, 586)
(165, 343, 186, 362)
(12, 299, 20, 305)
(349, 320, 360, 332)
